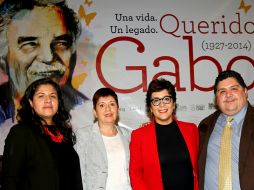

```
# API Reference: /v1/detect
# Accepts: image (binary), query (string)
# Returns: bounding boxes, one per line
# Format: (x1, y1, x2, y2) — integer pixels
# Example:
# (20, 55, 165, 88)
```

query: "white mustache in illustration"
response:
(27, 61, 66, 81)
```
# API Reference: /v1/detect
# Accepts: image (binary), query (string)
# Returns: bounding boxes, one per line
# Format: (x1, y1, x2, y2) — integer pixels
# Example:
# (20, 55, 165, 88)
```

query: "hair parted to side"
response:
(16, 78, 75, 143)
(214, 70, 247, 94)
(92, 87, 119, 109)
(146, 78, 177, 118)
(92, 87, 119, 123)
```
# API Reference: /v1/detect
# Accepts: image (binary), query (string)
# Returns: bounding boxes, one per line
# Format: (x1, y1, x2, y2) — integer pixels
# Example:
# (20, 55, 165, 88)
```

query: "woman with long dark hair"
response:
(2, 78, 83, 190)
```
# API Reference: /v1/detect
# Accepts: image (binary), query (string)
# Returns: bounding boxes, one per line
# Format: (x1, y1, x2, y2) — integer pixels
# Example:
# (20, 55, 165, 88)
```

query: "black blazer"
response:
(198, 103, 254, 190)
(2, 124, 83, 190)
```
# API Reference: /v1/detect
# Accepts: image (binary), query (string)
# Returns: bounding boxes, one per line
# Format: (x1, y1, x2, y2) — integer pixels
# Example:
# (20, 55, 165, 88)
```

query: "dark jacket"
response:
(198, 103, 254, 190)
(2, 124, 83, 190)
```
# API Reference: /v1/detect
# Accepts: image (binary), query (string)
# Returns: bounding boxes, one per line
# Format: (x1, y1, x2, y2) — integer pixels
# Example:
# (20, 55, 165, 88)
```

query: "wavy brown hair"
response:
(16, 78, 75, 144)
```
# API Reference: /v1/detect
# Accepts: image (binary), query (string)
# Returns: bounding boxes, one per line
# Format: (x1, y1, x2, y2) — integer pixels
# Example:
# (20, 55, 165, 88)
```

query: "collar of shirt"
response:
(219, 103, 248, 137)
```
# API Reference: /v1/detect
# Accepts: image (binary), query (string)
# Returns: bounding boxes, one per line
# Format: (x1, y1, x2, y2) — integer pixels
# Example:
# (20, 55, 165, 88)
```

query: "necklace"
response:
(43, 127, 64, 143)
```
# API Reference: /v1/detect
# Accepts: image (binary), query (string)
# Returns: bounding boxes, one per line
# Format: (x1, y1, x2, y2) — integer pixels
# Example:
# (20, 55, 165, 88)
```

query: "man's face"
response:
(7, 6, 73, 99)
(216, 77, 248, 116)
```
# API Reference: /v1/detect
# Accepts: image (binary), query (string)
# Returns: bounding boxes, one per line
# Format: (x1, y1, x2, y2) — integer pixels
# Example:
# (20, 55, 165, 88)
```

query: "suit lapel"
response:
(239, 105, 254, 178)
(92, 123, 108, 166)
(198, 111, 220, 190)
(147, 121, 163, 181)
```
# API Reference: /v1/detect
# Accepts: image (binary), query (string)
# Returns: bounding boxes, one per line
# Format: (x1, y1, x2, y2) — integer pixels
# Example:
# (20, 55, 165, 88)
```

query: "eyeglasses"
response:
(150, 96, 173, 106)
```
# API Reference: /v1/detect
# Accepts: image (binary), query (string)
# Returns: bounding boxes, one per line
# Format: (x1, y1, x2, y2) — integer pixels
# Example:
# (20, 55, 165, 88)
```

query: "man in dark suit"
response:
(198, 70, 254, 190)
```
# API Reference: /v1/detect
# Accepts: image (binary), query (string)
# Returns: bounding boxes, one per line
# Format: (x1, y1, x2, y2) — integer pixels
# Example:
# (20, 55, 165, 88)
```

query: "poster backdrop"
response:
(0, 0, 253, 154)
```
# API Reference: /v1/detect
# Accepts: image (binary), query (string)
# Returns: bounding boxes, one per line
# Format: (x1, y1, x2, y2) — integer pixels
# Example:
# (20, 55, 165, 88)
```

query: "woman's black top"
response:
(2, 124, 83, 190)
(155, 121, 194, 190)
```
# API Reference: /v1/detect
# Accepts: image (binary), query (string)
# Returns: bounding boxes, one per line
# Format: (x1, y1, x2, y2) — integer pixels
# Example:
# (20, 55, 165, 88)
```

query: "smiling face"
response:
(216, 77, 248, 116)
(7, 6, 73, 99)
(93, 96, 119, 126)
(150, 89, 176, 125)
(29, 84, 59, 125)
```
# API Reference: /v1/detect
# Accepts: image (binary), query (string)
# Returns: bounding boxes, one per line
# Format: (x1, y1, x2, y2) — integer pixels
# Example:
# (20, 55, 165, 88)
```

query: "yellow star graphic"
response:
(72, 73, 87, 90)
(238, 0, 252, 14)
(78, 5, 97, 26)
(80, 59, 88, 66)
(85, 0, 93, 7)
